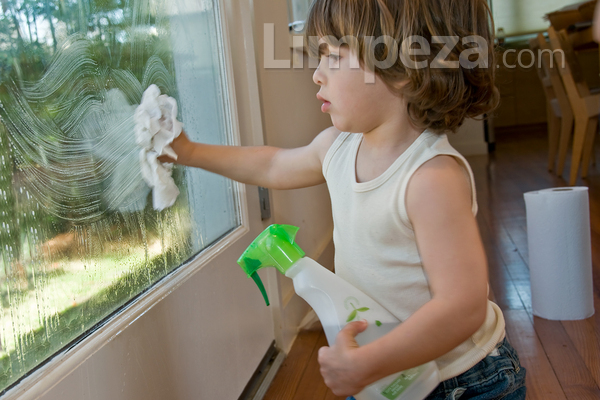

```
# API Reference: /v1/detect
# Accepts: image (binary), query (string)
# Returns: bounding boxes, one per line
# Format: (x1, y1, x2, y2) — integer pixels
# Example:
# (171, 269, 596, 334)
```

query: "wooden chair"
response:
(529, 33, 573, 174)
(547, 26, 599, 185)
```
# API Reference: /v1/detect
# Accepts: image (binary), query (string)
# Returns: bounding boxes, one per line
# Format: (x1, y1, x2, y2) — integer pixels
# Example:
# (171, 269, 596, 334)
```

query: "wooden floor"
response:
(263, 124, 600, 400)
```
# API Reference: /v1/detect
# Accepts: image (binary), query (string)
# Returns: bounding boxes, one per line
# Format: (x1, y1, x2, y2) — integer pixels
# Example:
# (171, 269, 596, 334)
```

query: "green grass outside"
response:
(0, 238, 191, 392)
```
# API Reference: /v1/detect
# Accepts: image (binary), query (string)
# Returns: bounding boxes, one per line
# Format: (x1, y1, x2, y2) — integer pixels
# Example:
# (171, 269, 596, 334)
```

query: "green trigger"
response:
(237, 224, 306, 308)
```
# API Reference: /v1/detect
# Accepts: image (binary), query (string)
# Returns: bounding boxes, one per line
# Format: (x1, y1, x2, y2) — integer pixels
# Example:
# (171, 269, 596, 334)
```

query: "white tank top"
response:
(322, 130, 506, 380)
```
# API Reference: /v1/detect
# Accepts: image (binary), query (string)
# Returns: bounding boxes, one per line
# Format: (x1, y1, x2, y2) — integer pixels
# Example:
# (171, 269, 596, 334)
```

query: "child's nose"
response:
(313, 62, 325, 85)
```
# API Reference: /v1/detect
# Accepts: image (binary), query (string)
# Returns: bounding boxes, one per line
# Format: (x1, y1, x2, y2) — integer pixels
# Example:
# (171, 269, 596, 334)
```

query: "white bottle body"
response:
(285, 257, 440, 400)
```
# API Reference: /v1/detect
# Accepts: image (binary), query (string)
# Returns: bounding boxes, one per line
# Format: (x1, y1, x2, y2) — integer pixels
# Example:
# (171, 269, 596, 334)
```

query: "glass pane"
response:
(491, 0, 582, 37)
(0, 0, 239, 391)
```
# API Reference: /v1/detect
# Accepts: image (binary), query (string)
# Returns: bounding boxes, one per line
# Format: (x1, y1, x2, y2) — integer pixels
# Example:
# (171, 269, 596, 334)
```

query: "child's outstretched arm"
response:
(162, 126, 340, 190)
(318, 155, 490, 396)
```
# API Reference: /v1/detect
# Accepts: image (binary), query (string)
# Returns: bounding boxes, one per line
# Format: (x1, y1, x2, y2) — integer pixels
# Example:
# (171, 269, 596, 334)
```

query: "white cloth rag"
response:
(134, 84, 183, 210)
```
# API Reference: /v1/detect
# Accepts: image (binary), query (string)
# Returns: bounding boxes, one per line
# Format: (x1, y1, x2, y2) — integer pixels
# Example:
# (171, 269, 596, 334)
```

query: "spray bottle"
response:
(238, 224, 440, 400)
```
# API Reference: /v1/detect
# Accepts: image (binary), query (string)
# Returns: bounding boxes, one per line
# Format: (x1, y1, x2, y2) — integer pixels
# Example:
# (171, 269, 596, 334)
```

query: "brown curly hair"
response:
(305, 0, 499, 133)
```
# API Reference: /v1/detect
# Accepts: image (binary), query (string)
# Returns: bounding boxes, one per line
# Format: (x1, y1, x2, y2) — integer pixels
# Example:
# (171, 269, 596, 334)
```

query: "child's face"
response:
(313, 40, 404, 134)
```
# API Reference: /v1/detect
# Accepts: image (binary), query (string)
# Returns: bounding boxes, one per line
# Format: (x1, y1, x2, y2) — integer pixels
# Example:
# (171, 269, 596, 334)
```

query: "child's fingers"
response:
(337, 320, 368, 346)
(167, 131, 192, 163)
(157, 154, 176, 163)
(317, 321, 369, 396)
(344, 319, 368, 336)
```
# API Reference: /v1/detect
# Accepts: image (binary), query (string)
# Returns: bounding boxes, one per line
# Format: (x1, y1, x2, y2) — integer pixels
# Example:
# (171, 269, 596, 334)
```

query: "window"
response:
(0, 0, 239, 392)
(490, 0, 584, 37)
(287, 0, 587, 38)
(287, 0, 312, 32)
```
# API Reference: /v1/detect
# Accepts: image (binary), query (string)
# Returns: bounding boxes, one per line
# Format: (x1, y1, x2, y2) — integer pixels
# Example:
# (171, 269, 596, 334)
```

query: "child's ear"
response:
(391, 79, 409, 91)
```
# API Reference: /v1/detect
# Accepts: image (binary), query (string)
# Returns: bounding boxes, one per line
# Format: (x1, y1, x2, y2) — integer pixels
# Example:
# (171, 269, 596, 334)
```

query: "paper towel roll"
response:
(524, 187, 594, 320)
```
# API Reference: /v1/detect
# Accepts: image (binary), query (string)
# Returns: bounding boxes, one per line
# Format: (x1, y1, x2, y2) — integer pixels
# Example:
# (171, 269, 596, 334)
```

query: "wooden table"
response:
(545, 0, 597, 31)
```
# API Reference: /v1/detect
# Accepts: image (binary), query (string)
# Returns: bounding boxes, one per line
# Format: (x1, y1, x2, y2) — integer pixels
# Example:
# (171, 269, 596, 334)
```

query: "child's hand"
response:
(318, 319, 369, 396)
(158, 130, 191, 164)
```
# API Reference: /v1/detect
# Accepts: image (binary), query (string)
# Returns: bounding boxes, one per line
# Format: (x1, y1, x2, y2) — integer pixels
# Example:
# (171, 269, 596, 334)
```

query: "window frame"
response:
(1, 0, 252, 397)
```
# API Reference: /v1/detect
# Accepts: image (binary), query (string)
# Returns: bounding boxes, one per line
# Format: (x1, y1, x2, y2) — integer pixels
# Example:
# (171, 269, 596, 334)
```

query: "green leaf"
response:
(347, 310, 357, 322)
(357, 307, 370, 312)
(375, 320, 382, 327)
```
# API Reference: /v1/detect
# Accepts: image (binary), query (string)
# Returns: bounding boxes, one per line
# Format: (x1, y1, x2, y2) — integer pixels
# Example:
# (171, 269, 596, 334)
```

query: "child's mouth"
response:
(317, 93, 330, 113)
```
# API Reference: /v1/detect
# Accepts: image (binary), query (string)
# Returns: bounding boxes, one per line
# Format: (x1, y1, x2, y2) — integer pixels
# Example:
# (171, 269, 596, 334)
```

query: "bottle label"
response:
(344, 296, 371, 322)
(381, 366, 424, 399)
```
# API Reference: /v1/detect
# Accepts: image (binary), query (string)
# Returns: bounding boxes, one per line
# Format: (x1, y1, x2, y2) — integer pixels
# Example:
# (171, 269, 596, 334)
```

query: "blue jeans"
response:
(347, 338, 526, 400)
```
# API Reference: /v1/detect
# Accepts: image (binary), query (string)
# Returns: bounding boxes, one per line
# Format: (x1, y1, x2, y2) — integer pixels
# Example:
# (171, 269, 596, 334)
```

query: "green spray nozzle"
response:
(237, 224, 306, 306)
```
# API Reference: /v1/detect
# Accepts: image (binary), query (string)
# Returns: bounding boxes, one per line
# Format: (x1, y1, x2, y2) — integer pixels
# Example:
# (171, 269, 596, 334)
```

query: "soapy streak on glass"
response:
(0, 0, 238, 392)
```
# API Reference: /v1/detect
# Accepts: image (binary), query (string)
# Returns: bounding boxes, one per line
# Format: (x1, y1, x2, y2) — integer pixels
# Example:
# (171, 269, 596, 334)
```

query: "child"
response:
(163, 0, 526, 398)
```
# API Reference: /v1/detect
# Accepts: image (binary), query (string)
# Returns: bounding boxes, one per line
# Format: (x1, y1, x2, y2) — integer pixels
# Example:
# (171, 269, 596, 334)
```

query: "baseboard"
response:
(238, 341, 286, 400)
